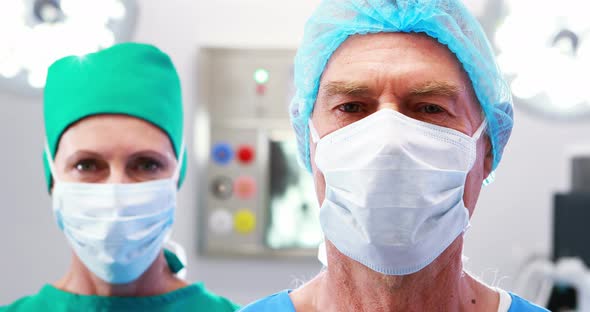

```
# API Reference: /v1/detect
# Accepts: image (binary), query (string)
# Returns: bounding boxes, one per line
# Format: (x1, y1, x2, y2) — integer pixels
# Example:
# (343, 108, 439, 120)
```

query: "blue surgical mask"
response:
(45, 143, 184, 284)
(310, 109, 486, 276)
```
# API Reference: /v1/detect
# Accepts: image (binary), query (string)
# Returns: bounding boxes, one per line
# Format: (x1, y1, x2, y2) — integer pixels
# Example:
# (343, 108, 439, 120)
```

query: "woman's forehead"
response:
(56, 115, 175, 157)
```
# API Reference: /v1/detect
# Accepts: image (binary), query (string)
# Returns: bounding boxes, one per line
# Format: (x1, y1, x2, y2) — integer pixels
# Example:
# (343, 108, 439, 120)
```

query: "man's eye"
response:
(420, 104, 445, 114)
(75, 160, 98, 172)
(337, 102, 363, 113)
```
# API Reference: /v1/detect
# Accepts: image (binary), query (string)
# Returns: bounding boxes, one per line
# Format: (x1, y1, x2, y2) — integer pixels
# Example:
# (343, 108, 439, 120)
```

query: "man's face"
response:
(310, 32, 493, 217)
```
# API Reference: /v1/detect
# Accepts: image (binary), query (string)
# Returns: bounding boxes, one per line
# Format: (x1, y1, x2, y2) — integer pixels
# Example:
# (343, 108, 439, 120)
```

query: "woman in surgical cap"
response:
(0, 43, 239, 312)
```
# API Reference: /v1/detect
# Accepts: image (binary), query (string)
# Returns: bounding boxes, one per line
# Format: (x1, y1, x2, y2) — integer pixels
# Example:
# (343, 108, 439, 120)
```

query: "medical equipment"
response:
(515, 154, 590, 310)
(196, 47, 322, 257)
(572, 156, 590, 192)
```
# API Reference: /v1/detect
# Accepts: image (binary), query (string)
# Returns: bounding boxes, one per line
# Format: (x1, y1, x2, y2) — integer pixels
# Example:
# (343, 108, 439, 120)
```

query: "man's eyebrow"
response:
(320, 80, 462, 100)
(409, 81, 463, 99)
(321, 81, 371, 97)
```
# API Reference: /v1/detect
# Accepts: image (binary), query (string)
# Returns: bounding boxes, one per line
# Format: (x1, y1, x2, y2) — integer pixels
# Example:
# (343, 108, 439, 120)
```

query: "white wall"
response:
(1, 0, 590, 306)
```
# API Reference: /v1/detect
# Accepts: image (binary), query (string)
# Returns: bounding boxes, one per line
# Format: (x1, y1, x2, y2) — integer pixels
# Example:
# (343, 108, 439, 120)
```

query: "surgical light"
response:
(0, 0, 136, 93)
(495, 0, 590, 118)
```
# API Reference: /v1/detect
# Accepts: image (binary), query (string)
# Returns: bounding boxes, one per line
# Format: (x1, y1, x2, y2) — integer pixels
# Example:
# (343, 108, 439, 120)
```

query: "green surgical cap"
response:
(43, 42, 186, 191)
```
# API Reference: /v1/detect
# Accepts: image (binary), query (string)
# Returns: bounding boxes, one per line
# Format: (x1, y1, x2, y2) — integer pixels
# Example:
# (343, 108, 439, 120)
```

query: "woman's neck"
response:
(54, 251, 187, 297)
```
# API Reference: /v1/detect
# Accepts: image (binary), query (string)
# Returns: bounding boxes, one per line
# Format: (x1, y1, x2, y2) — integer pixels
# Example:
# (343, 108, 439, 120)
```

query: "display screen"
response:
(265, 138, 322, 249)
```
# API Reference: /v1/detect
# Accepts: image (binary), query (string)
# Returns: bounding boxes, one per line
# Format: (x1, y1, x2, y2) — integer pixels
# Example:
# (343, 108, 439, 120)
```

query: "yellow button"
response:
(234, 209, 256, 234)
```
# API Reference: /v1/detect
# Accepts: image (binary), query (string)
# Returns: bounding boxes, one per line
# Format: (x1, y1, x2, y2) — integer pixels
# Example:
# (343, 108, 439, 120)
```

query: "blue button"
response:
(212, 143, 234, 165)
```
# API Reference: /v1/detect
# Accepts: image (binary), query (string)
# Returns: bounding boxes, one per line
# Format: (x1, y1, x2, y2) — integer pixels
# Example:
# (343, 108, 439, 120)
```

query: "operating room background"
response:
(1, 0, 589, 305)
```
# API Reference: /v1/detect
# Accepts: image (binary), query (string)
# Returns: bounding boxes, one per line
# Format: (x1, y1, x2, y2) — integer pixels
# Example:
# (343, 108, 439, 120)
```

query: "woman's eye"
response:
(337, 102, 363, 113)
(134, 158, 163, 173)
(420, 103, 445, 114)
(75, 160, 98, 172)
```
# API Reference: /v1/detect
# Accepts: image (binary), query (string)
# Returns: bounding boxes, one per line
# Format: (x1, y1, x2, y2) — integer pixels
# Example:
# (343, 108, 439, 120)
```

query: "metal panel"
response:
(195, 47, 321, 257)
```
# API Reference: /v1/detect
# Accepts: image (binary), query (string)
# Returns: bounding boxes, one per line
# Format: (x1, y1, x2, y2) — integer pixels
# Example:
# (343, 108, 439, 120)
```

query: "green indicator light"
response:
(254, 68, 269, 84)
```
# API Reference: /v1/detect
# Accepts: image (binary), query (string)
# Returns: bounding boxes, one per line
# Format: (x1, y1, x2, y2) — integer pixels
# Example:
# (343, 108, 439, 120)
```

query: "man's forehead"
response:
(334, 32, 451, 56)
(328, 32, 467, 77)
(319, 32, 477, 100)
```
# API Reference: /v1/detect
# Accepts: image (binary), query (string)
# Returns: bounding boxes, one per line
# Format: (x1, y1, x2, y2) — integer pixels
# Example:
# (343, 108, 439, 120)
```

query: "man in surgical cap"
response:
(240, 0, 548, 311)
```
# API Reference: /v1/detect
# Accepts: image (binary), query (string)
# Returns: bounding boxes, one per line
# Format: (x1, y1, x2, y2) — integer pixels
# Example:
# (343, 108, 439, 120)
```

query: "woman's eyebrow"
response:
(64, 150, 103, 165)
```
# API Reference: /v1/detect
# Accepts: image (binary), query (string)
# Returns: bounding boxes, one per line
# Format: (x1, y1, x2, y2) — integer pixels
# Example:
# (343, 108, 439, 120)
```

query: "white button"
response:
(208, 209, 233, 235)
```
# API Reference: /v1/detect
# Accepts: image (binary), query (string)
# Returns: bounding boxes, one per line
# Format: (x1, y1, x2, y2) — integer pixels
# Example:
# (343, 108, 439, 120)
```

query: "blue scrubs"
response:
(239, 290, 549, 312)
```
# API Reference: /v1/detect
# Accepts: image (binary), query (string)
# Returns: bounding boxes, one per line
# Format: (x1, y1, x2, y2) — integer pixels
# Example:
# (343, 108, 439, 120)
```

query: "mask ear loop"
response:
(310, 121, 328, 268)
(472, 120, 488, 141)
(44, 141, 60, 184)
(164, 232, 188, 280)
(471, 120, 492, 187)
(165, 140, 187, 279)
(318, 241, 328, 267)
(171, 141, 186, 183)
(309, 119, 320, 144)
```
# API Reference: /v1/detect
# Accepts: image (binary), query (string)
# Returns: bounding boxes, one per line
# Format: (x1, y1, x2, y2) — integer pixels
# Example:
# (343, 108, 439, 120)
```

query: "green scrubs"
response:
(0, 283, 238, 312)
(0, 251, 239, 312)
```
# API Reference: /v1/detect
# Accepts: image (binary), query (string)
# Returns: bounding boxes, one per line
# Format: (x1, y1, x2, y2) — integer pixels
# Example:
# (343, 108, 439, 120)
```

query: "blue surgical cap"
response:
(291, 0, 513, 181)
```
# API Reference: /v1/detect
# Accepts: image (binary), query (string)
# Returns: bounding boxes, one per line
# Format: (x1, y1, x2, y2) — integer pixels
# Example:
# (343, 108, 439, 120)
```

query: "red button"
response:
(256, 84, 266, 96)
(237, 145, 255, 164)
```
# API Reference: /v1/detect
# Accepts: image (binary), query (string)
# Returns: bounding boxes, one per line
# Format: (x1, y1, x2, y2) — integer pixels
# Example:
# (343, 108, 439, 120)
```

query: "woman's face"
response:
(53, 115, 177, 184)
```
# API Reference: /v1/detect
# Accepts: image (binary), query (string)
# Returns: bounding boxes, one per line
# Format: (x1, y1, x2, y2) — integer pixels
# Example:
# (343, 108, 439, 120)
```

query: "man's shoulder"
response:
(239, 290, 295, 312)
(508, 293, 549, 312)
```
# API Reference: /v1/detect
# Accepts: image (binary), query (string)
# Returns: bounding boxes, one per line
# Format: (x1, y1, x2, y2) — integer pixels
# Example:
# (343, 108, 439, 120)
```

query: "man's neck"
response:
(293, 237, 499, 312)
(54, 251, 187, 297)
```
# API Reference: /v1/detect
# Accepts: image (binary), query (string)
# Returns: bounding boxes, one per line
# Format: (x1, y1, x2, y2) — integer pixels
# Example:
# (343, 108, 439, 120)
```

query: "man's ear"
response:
(483, 136, 493, 179)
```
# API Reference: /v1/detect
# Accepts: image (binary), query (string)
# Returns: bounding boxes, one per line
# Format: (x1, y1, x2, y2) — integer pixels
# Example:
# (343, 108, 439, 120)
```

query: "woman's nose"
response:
(105, 164, 134, 184)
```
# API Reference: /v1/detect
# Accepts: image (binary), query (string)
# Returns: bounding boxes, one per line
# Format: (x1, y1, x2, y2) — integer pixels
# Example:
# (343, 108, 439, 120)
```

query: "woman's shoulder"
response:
(1, 283, 240, 312)
(0, 285, 53, 312)
(187, 283, 240, 311)
(0, 298, 35, 312)
(239, 290, 295, 312)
